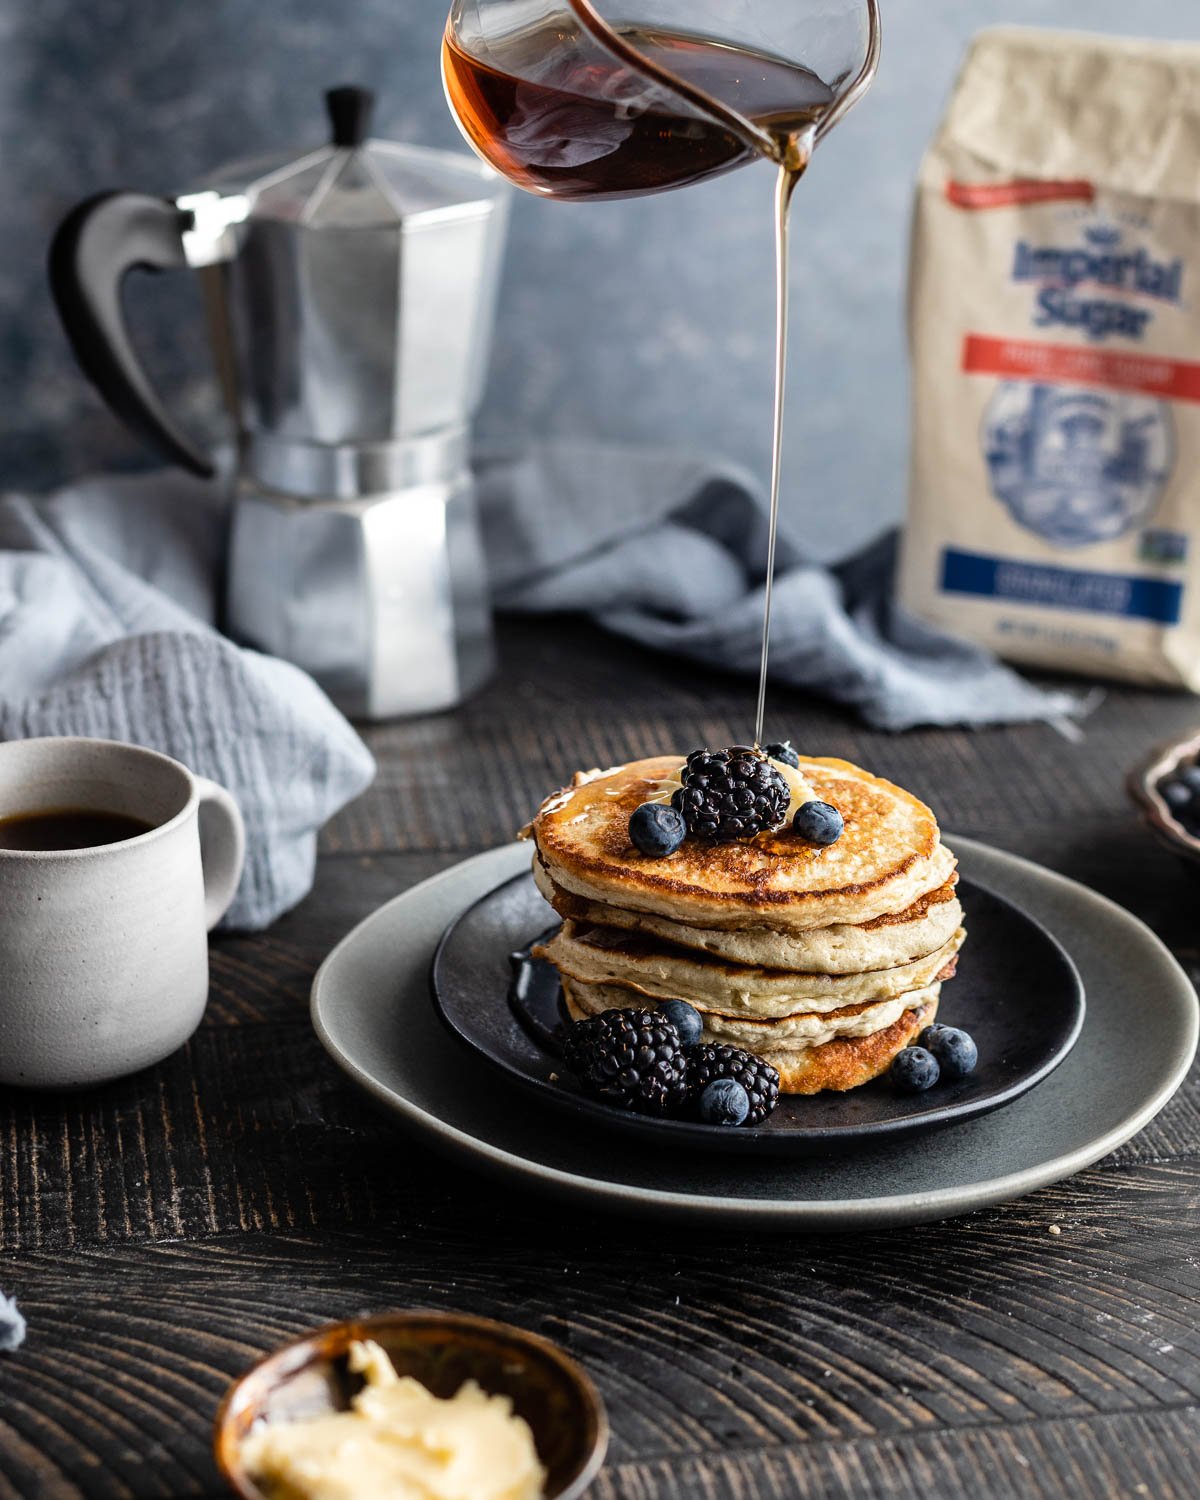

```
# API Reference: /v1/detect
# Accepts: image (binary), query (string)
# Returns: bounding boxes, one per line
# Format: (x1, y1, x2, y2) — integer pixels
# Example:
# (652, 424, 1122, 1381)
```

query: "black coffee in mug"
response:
(0, 807, 154, 851)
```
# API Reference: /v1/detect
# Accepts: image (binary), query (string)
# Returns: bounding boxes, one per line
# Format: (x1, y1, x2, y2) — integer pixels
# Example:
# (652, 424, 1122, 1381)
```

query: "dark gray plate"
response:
(311, 838, 1199, 1229)
(429, 874, 1084, 1155)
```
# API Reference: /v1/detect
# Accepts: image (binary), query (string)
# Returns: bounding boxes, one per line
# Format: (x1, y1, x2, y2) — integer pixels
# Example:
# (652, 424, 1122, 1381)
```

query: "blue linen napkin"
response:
(475, 443, 1079, 731)
(0, 472, 375, 930)
(0, 1291, 25, 1352)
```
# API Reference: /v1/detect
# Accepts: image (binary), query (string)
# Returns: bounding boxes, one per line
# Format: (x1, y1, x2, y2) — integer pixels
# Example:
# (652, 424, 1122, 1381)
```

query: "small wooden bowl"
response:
(213, 1311, 608, 1500)
(1128, 726, 1200, 875)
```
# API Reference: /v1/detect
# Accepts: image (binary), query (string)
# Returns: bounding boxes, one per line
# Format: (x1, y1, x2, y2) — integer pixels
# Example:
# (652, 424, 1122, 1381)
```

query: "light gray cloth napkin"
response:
(0, 442, 1073, 933)
(0, 1291, 25, 1352)
(0, 472, 376, 930)
(476, 443, 1078, 731)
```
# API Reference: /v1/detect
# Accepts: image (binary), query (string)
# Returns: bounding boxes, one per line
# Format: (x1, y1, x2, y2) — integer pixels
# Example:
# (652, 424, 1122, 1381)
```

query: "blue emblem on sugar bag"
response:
(983, 382, 1173, 547)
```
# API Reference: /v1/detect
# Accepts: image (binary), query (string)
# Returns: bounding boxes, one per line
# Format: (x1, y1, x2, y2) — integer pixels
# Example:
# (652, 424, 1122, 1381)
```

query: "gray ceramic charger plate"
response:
(311, 836, 1199, 1230)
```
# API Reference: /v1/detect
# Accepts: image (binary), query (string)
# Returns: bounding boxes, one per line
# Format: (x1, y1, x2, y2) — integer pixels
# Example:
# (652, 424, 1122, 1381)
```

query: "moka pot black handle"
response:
(48, 191, 215, 478)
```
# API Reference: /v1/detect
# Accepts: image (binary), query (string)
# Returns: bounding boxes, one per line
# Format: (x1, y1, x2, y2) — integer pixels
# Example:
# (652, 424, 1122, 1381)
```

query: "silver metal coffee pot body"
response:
(50, 86, 510, 718)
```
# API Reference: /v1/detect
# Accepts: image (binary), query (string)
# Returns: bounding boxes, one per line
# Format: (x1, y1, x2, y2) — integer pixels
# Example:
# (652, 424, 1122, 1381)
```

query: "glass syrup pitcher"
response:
(442, 0, 879, 198)
(442, 0, 880, 740)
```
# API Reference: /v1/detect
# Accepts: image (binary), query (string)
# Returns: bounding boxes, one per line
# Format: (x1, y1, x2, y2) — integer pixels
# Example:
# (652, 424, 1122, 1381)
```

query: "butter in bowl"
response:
(214, 1312, 607, 1500)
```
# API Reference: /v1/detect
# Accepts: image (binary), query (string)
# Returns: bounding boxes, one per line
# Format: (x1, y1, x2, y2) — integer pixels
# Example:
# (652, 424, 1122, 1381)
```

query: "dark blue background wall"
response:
(4, 0, 1198, 556)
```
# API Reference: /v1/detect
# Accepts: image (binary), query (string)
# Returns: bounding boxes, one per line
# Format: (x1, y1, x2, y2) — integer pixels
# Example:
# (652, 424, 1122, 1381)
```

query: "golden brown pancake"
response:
(562, 972, 941, 1048)
(764, 999, 940, 1094)
(531, 756, 948, 932)
(536, 920, 965, 1016)
(533, 858, 963, 972)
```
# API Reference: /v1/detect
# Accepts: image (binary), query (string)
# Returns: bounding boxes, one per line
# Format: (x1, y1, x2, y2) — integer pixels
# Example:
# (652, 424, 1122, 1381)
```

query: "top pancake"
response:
(530, 755, 947, 933)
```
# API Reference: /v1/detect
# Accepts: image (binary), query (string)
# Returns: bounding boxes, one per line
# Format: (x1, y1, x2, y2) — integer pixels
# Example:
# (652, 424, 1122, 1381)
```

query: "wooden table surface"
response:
(2, 617, 1199, 1500)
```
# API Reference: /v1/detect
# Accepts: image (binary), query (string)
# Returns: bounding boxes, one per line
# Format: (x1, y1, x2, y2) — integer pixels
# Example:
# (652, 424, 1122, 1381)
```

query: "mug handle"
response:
(194, 777, 247, 930)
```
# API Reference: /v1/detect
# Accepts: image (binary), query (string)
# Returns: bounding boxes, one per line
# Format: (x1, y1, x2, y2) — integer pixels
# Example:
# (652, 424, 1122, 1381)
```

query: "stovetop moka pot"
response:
(50, 86, 510, 718)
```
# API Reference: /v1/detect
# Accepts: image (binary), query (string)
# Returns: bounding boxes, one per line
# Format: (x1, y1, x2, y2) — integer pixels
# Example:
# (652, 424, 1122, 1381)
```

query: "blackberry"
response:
(674, 746, 790, 843)
(562, 1009, 688, 1115)
(686, 1044, 780, 1126)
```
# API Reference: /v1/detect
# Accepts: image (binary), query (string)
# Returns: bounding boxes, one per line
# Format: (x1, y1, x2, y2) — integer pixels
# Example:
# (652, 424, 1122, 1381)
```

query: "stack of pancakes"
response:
(528, 755, 965, 1094)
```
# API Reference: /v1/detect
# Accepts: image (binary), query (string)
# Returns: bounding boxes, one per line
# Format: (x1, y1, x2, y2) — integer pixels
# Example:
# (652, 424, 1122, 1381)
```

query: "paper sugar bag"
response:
(899, 27, 1200, 688)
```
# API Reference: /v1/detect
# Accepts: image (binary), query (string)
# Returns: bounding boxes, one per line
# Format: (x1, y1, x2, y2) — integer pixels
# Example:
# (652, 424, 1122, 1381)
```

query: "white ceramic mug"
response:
(0, 737, 245, 1089)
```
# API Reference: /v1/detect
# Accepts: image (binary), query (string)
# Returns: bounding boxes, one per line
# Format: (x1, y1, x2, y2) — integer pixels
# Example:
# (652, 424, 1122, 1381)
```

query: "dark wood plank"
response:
(206, 852, 459, 1025)
(3, 620, 1200, 1500)
(587, 1407, 1200, 1500)
(2, 1200, 1200, 1498)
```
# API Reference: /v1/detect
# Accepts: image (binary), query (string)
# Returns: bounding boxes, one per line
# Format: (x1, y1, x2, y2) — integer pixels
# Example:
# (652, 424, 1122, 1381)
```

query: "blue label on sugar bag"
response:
(941, 548, 1184, 625)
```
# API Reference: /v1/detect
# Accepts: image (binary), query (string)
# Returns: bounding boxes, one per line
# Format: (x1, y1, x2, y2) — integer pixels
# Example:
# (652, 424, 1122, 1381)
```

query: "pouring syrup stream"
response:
(752, 0, 880, 747)
(443, 1, 880, 749)
(560, 0, 883, 752)
(755, 146, 805, 749)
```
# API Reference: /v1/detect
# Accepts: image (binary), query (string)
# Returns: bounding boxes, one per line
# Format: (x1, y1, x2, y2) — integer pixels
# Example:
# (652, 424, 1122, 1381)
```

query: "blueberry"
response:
(629, 802, 687, 858)
(917, 1023, 948, 1048)
(793, 800, 844, 846)
(659, 999, 704, 1047)
(890, 1046, 940, 1093)
(698, 1078, 751, 1126)
(1179, 764, 1200, 796)
(1161, 778, 1192, 812)
(924, 1026, 978, 1080)
(764, 741, 800, 769)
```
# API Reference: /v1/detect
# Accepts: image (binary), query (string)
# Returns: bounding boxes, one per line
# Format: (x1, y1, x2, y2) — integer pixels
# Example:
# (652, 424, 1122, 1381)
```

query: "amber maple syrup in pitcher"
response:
(443, 4, 879, 741)
(443, 19, 833, 200)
